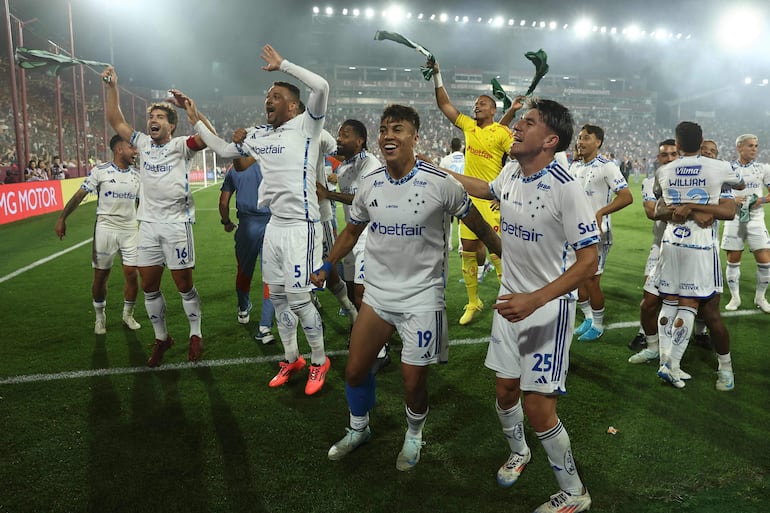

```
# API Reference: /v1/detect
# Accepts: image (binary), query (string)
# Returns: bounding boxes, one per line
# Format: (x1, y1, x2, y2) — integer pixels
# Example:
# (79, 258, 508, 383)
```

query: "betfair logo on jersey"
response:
(675, 165, 701, 176)
(500, 219, 543, 241)
(104, 191, 137, 200)
(672, 226, 692, 238)
(578, 220, 599, 235)
(369, 221, 425, 236)
(143, 162, 173, 173)
(467, 145, 493, 160)
(252, 144, 285, 155)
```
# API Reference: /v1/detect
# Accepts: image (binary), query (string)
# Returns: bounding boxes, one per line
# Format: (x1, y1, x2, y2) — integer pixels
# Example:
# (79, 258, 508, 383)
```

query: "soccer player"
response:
(317, 119, 388, 369)
(654, 122, 742, 389)
(448, 98, 599, 513)
(700, 139, 719, 160)
(627, 139, 679, 352)
(103, 66, 212, 368)
(721, 134, 770, 313)
(219, 162, 275, 344)
(55, 134, 142, 335)
(188, 45, 332, 395)
(569, 124, 633, 341)
(430, 59, 512, 325)
(439, 137, 465, 252)
(315, 104, 501, 471)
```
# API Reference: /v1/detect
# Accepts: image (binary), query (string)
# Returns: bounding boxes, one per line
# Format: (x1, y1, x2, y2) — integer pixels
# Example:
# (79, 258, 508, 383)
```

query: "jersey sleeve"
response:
(444, 175, 472, 219)
(349, 179, 370, 224)
(193, 120, 247, 159)
(604, 161, 629, 192)
(280, 59, 328, 137)
(80, 166, 100, 193)
(453, 113, 475, 132)
(562, 180, 600, 250)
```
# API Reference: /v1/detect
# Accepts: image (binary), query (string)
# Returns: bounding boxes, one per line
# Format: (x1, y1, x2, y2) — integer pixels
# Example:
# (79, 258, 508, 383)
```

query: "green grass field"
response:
(0, 183, 767, 513)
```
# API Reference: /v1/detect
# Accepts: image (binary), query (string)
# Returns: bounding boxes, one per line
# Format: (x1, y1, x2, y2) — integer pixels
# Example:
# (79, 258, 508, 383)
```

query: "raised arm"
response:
(167, 89, 216, 148)
(186, 99, 244, 159)
(429, 60, 461, 124)
(498, 95, 526, 127)
(101, 66, 133, 142)
(262, 44, 329, 122)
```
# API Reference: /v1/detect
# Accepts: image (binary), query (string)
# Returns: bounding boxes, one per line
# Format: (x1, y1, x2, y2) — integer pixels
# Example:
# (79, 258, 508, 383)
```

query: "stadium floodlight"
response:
(348, 66, 357, 70)
(509, 19, 515, 26)
(312, 6, 320, 14)
(404, 68, 411, 71)
(600, 26, 607, 33)
(625, 24, 641, 40)
(575, 18, 592, 37)
(430, 13, 436, 20)
(325, 6, 333, 15)
(610, 27, 617, 34)
(717, 6, 763, 50)
(385, 5, 405, 23)
(454, 15, 459, 22)
(676, 32, 682, 38)
(343, 8, 349, 15)
(653, 29, 667, 40)
(417, 13, 423, 19)
(539, 21, 546, 28)
(488, 18, 493, 24)
(477, 17, 483, 23)
(763, 79, 769, 85)
(745, 77, 752, 84)
(353, 8, 360, 16)
(520, 20, 526, 26)
(463, 16, 469, 23)
(439, 12, 448, 22)
(380, 67, 388, 71)
(406, 12, 411, 18)
(563, 23, 569, 29)
(493, 16, 504, 27)
(549, 21, 557, 30)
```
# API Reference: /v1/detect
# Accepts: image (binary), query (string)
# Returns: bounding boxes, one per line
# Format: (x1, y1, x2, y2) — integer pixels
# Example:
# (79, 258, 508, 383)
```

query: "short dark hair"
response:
(659, 138, 676, 147)
(527, 98, 574, 153)
(381, 104, 420, 133)
(581, 123, 605, 145)
(450, 137, 462, 152)
(675, 122, 703, 153)
(478, 94, 498, 109)
(342, 119, 368, 150)
(273, 81, 301, 103)
(147, 102, 178, 132)
(109, 134, 126, 152)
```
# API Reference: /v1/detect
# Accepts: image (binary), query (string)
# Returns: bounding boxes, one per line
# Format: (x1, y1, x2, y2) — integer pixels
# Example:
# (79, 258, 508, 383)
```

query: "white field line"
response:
(0, 185, 217, 285)
(0, 310, 761, 386)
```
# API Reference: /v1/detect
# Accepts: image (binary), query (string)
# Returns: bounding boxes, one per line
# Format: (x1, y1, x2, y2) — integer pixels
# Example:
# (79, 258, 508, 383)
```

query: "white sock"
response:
(144, 290, 167, 340)
(180, 287, 202, 338)
(496, 400, 529, 455)
(537, 420, 585, 496)
(726, 262, 741, 299)
(93, 299, 106, 322)
(756, 263, 770, 300)
(330, 281, 358, 323)
(657, 300, 678, 363)
(645, 333, 659, 353)
(270, 286, 299, 362)
(578, 300, 592, 321)
(406, 405, 428, 438)
(717, 352, 733, 372)
(289, 292, 326, 365)
(668, 306, 697, 371)
(123, 300, 136, 318)
(591, 308, 605, 331)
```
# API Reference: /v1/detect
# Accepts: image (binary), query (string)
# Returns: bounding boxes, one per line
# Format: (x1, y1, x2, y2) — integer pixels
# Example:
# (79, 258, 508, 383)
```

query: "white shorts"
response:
(262, 218, 322, 292)
(655, 243, 722, 299)
(596, 231, 612, 275)
(642, 243, 661, 295)
(137, 221, 195, 270)
(92, 224, 138, 269)
(371, 306, 448, 365)
(721, 218, 770, 252)
(342, 235, 366, 285)
(485, 293, 575, 395)
(321, 219, 335, 260)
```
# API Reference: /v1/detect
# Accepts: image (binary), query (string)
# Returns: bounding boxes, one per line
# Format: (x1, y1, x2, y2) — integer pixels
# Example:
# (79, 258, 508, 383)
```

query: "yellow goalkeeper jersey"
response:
(454, 113, 513, 182)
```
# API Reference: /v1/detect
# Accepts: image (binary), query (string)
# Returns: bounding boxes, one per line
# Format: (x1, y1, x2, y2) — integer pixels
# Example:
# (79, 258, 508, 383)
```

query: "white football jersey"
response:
(81, 162, 140, 230)
(350, 160, 470, 312)
(569, 155, 629, 233)
(130, 131, 196, 223)
(337, 150, 383, 224)
(438, 151, 465, 175)
(729, 159, 770, 222)
(657, 155, 742, 249)
(316, 129, 337, 222)
(641, 176, 665, 245)
(491, 159, 600, 299)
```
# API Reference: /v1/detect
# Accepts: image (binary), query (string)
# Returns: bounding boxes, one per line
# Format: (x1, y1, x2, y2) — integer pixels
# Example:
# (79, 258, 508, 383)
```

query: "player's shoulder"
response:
(360, 165, 387, 182)
(545, 161, 576, 186)
(416, 160, 450, 180)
